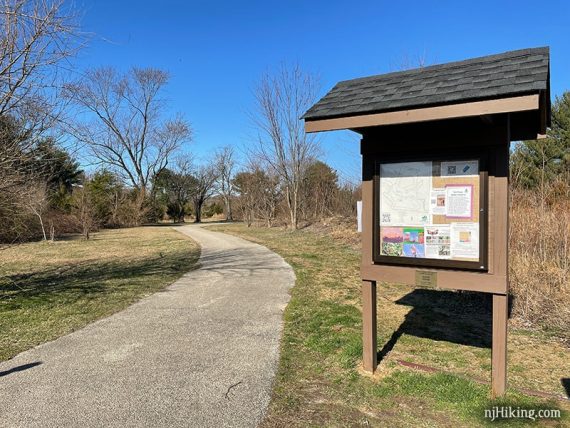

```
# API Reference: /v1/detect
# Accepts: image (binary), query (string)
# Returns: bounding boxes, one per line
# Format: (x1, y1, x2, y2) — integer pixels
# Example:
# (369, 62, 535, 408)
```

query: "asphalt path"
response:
(0, 224, 294, 427)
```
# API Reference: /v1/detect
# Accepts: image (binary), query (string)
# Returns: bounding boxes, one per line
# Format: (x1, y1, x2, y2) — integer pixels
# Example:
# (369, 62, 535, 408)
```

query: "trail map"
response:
(378, 159, 481, 263)
(379, 161, 431, 226)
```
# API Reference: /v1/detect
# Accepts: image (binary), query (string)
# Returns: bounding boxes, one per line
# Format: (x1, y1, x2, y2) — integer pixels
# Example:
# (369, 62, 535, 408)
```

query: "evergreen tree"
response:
(302, 160, 339, 219)
(511, 92, 570, 188)
(88, 170, 124, 226)
(31, 139, 82, 210)
(153, 168, 194, 223)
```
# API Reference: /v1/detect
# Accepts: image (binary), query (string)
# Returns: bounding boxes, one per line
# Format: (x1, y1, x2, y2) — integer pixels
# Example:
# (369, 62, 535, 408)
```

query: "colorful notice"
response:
(424, 225, 451, 259)
(381, 227, 403, 256)
(445, 185, 473, 219)
(378, 159, 481, 264)
(450, 222, 479, 259)
(403, 227, 425, 258)
(430, 188, 446, 215)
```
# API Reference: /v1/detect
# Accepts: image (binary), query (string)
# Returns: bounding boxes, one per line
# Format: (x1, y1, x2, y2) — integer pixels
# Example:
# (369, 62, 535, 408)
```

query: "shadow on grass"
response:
(0, 361, 42, 377)
(378, 289, 514, 361)
(0, 249, 197, 309)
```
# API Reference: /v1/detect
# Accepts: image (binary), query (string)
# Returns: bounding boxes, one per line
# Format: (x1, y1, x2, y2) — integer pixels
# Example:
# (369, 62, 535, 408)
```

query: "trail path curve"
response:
(0, 224, 294, 427)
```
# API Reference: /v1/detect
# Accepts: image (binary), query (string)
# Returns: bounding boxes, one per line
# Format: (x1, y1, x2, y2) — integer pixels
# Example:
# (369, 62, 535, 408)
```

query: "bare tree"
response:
(63, 67, 191, 219)
(214, 146, 236, 221)
(233, 165, 280, 228)
(252, 64, 320, 230)
(392, 50, 430, 71)
(71, 184, 95, 239)
(21, 181, 49, 240)
(256, 169, 280, 228)
(0, 0, 81, 119)
(0, 0, 82, 195)
(190, 164, 217, 223)
(233, 170, 257, 227)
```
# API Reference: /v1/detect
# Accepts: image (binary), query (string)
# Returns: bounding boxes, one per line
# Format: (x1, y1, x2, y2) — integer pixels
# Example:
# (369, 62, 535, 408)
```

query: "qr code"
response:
(447, 166, 457, 174)
(382, 213, 391, 223)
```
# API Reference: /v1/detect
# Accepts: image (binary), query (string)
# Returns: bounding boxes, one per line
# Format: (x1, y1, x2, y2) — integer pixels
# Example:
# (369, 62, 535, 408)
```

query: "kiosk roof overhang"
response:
(304, 47, 550, 138)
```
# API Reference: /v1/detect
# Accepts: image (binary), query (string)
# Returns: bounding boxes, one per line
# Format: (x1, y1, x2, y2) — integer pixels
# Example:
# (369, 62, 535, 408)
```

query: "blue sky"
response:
(75, 0, 570, 183)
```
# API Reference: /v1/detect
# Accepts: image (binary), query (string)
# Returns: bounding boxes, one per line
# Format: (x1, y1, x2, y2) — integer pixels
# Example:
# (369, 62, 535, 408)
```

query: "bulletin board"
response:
(374, 157, 487, 271)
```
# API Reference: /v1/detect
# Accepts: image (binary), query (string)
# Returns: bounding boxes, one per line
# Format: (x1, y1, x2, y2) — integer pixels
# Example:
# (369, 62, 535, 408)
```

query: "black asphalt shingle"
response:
(303, 47, 549, 121)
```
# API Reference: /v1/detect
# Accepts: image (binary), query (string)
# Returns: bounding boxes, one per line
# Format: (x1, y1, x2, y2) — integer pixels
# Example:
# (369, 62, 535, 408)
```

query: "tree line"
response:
(2, 0, 567, 247)
(0, 0, 360, 244)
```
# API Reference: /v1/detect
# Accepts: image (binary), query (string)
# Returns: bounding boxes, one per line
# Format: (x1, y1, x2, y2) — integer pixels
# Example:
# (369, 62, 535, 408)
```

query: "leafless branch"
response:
(214, 145, 236, 220)
(251, 63, 320, 229)
(63, 66, 192, 206)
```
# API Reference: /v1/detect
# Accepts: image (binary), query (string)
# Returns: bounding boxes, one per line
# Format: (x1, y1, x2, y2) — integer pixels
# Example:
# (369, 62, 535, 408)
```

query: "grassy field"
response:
(0, 226, 200, 361)
(209, 223, 569, 427)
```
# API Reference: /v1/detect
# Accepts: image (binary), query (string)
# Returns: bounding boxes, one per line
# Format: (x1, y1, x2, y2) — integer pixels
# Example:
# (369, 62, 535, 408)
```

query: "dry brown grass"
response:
(304, 190, 570, 337)
(509, 187, 570, 334)
(305, 215, 361, 250)
(0, 226, 200, 361)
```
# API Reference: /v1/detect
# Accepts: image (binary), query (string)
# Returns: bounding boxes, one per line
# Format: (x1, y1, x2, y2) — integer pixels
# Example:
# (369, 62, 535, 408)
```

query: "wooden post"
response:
(362, 280, 377, 373)
(491, 293, 508, 398)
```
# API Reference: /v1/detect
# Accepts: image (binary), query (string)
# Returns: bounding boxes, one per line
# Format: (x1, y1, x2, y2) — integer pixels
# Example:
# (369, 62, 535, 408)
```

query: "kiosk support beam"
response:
(362, 280, 377, 372)
(492, 293, 508, 397)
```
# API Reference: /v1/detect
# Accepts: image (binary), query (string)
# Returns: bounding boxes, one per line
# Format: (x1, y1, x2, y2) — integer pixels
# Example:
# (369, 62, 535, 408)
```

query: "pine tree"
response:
(511, 92, 570, 188)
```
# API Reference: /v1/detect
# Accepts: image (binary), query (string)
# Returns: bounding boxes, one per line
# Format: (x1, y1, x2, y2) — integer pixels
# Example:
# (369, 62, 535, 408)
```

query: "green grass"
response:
(209, 224, 569, 427)
(0, 226, 200, 361)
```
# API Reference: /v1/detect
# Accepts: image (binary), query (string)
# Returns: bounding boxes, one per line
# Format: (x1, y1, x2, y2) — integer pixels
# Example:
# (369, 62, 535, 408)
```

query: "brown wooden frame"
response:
(357, 116, 511, 396)
(304, 69, 549, 397)
(359, 116, 510, 295)
(305, 95, 539, 133)
(372, 153, 488, 271)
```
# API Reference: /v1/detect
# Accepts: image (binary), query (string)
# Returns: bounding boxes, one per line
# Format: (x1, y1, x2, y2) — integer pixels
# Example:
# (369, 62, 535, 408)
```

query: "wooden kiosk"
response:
(303, 47, 551, 397)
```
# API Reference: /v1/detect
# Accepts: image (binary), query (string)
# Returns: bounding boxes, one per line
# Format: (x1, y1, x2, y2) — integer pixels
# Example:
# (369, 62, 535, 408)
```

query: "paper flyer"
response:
(441, 160, 479, 177)
(425, 225, 451, 259)
(380, 227, 403, 256)
(402, 227, 425, 258)
(445, 185, 473, 219)
(429, 188, 446, 216)
(450, 222, 479, 259)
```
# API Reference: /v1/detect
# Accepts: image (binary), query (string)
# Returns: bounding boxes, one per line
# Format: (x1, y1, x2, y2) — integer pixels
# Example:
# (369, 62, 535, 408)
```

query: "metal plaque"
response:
(415, 270, 437, 287)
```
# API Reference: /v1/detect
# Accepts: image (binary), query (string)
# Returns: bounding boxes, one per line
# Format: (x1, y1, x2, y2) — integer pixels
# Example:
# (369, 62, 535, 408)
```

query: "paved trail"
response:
(0, 225, 294, 427)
